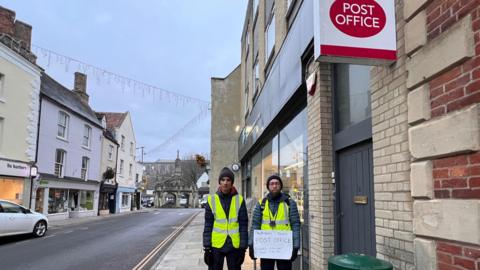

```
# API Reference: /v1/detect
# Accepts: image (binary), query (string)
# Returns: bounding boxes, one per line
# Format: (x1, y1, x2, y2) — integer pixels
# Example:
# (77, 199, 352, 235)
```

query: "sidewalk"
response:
(151, 212, 257, 270)
(48, 208, 154, 229)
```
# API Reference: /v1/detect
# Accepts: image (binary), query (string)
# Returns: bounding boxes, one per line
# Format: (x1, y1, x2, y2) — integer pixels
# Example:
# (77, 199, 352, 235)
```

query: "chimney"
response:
(13, 20, 31, 50)
(73, 72, 89, 105)
(0, 6, 15, 36)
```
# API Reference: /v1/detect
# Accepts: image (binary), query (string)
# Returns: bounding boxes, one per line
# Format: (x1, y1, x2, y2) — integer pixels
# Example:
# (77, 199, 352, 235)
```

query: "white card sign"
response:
(253, 230, 293, 260)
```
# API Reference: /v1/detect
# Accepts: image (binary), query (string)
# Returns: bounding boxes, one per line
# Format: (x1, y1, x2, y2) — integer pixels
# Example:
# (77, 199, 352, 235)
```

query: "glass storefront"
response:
(48, 188, 68, 214)
(35, 188, 45, 213)
(279, 109, 307, 222)
(0, 178, 25, 205)
(121, 193, 129, 207)
(79, 190, 94, 210)
(245, 108, 307, 221)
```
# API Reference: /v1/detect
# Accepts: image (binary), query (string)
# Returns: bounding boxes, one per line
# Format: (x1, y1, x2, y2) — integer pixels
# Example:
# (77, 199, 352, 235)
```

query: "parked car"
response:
(179, 198, 187, 207)
(0, 199, 48, 238)
(142, 197, 154, 208)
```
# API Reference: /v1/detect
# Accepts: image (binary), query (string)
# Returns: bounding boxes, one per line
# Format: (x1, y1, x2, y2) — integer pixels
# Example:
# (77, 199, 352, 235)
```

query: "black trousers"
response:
(260, 259, 292, 270)
(209, 249, 241, 270)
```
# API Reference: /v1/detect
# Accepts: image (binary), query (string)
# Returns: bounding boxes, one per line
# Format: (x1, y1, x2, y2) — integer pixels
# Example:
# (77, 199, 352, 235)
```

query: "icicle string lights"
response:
(31, 44, 210, 111)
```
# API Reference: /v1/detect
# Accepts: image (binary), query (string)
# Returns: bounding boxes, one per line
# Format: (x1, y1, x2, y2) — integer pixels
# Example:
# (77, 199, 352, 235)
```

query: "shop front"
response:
(116, 186, 135, 213)
(98, 182, 117, 215)
(33, 177, 99, 221)
(0, 158, 34, 207)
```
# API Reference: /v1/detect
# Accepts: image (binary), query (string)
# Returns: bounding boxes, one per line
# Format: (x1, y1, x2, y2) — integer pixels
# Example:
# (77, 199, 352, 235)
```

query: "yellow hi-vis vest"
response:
(260, 199, 291, 231)
(208, 194, 243, 248)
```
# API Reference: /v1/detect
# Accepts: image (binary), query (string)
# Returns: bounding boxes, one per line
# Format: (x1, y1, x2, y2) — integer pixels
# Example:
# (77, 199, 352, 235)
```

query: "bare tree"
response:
(180, 154, 208, 188)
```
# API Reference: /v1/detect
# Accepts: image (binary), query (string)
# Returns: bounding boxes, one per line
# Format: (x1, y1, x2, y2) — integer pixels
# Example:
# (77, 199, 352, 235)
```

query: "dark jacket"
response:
(249, 192, 301, 249)
(203, 187, 249, 251)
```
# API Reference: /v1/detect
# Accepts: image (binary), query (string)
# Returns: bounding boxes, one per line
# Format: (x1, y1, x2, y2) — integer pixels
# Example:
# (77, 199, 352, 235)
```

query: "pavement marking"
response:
(153, 212, 160, 215)
(62, 230, 74, 234)
(44, 235, 55, 239)
(131, 212, 199, 270)
(79, 227, 89, 230)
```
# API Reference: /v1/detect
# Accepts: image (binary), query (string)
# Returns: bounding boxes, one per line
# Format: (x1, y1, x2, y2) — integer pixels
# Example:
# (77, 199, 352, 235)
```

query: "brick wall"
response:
(406, 0, 480, 268)
(433, 153, 480, 199)
(437, 240, 480, 270)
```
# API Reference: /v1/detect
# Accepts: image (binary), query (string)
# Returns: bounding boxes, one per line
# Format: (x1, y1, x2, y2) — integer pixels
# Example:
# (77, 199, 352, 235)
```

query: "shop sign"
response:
(0, 159, 30, 177)
(314, 0, 396, 64)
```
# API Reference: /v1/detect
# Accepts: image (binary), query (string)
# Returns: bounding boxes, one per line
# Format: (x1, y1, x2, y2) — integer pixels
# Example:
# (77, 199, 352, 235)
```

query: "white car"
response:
(0, 199, 48, 238)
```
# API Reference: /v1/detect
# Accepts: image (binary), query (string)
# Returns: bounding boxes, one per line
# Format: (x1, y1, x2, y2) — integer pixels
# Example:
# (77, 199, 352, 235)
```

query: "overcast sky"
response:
(1, 1, 247, 162)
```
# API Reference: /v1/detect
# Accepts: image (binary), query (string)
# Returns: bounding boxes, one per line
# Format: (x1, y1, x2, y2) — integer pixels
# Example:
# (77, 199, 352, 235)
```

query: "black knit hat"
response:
(218, 167, 234, 183)
(266, 174, 283, 190)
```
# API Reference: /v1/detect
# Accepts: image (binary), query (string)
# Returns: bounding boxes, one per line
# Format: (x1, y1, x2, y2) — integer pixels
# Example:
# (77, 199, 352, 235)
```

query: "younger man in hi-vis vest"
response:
(203, 167, 248, 270)
(249, 175, 301, 270)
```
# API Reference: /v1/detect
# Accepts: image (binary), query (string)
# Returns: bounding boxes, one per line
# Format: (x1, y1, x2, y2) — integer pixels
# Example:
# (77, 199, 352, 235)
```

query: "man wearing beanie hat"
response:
(203, 167, 248, 270)
(248, 174, 301, 270)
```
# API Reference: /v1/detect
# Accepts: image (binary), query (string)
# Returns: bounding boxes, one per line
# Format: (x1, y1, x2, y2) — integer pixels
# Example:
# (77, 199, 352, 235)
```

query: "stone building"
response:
(211, 0, 480, 269)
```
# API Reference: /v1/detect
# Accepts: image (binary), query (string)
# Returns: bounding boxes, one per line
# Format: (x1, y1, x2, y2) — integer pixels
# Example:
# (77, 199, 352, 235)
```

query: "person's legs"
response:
(225, 251, 240, 270)
(276, 259, 292, 270)
(210, 249, 226, 270)
(260, 259, 275, 270)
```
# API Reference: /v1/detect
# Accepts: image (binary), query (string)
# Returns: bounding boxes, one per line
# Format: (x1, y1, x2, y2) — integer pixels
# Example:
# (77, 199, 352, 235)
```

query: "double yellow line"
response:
(132, 212, 199, 270)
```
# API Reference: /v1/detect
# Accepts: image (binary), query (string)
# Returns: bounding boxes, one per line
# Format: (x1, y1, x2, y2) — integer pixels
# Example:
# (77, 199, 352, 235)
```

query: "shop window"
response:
(0, 178, 24, 205)
(57, 111, 69, 139)
(121, 194, 129, 207)
(251, 151, 263, 200)
(48, 188, 68, 214)
(55, 149, 66, 178)
(262, 136, 279, 185)
(79, 190, 94, 210)
(334, 64, 371, 132)
(35, 188, 44, 213)
(81, 156, 89, 180)
(279, 109, 307, 222)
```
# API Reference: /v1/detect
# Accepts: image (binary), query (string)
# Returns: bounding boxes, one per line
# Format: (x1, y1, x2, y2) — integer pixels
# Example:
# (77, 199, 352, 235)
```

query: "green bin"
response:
(328, 253, 393, 270)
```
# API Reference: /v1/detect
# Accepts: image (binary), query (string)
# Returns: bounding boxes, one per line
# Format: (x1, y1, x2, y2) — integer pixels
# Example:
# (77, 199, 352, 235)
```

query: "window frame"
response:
(81, 156, 89, 180)
(121, 135, 125, 151)
(57, 111, 69, 140)
(119, 159, 124, 175)
(129, 163, 133, 178)
(82, 125, 92, 148)
(108, 145, 114, 160)
(55, 149, 66, 178)
(265, 5, 276, 64)
(130, 142, 134, 156)
(0, 73, 5, 100)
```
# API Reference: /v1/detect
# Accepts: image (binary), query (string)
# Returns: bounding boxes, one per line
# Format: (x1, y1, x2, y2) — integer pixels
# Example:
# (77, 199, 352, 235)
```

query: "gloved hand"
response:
(291, 248, 299, 262)
(236, 248, 246, 265)
(204, 247, 213, 266)
(248, 245, 256, 260)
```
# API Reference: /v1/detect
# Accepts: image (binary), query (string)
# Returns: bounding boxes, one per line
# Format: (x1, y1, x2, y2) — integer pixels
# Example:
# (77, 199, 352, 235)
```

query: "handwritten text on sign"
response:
(253, 230, 292, 260)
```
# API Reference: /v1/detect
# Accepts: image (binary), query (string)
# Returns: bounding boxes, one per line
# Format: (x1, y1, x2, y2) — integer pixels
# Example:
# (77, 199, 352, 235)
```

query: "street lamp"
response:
(29, 164, 38, 209)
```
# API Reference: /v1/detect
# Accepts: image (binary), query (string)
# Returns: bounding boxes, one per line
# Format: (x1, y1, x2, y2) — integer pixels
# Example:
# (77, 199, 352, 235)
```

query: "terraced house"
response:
(211, 0, 480, 269)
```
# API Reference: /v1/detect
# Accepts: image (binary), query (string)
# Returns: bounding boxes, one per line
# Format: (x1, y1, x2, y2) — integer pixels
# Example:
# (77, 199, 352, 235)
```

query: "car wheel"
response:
(33, 220, 47, 237)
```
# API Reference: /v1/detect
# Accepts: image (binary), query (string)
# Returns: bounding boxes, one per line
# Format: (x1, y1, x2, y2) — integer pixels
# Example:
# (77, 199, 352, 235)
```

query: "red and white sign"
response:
(314, 0, 396, 64)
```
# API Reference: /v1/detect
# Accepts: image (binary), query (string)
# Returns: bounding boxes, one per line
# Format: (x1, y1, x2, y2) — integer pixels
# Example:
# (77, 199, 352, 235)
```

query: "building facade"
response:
(211, 0, 480, 269)
(95, 115, 119, 215)
(35, 72, 103, 220)
(0, 7, 42, 207)
(101, 111, 140, 212)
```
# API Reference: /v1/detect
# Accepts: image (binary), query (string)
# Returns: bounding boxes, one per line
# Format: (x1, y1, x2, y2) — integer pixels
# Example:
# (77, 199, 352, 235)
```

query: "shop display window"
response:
(279, 109, 307, 222)
(48, 188, 68, 214)
(35, 188, 45, 213)
(121, 194, 129, 207)
(0, 178, 24, 205)
(79, 190, 94, 210)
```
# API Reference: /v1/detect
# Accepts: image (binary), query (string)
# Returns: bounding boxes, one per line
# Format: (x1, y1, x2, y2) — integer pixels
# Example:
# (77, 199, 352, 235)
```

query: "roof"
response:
(40, 73, 102, 128)
(96, 112, 128, 130)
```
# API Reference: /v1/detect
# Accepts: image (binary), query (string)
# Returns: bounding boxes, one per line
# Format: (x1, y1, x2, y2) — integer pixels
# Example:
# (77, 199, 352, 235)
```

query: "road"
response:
(0, 208, 201, 270)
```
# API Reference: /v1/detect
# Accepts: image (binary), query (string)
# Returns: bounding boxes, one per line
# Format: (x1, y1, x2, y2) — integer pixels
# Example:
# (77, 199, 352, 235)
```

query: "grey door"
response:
(337, 141, 375, 256)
